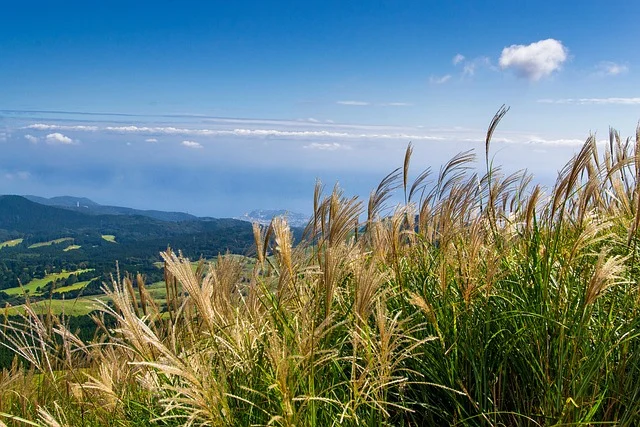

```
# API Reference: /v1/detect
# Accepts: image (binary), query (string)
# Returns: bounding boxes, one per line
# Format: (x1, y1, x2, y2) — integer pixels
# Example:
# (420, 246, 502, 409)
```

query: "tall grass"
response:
(2, 110, 640, 425)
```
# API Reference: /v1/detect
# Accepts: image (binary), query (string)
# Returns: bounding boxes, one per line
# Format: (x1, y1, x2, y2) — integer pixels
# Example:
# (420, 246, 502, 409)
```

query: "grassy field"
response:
(0, 238, 23, 249)
(63, 244, 81, 251)
(2, 269, 94, 296)
(28, 237, 73, 249)
(101, 234, 116, 243)
(52, 279, 94, 294)
(2, 119, 640, 425)
(4, 294, 110, 316)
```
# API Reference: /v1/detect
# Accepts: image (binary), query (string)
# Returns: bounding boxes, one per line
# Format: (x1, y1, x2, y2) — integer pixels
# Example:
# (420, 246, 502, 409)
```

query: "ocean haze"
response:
(0, 112, 593, 217)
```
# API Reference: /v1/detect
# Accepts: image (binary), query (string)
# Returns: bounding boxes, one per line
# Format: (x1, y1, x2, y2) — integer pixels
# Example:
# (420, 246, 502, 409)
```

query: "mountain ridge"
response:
(22, 195, 198, 222)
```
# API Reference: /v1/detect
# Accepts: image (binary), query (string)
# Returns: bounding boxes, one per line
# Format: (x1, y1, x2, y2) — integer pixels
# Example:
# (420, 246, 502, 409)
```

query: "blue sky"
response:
(1, 0, 639, 216)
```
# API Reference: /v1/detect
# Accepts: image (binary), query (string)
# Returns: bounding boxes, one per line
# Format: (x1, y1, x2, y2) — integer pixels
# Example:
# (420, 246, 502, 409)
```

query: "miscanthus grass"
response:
(2, 108, 640, 425)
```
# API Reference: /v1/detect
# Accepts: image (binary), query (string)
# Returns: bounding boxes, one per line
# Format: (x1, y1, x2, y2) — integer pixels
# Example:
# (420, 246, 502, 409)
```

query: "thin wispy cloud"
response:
(24, 134, 39, 144)
(538, 97, 640, 105)
(29, 123, 99, 131)
(499, 38, 568, 81)
(449, 55, 493, 78)
(45, 132, 76, 145)
(181, 140, 203, 149)
(381, 102, 412, 107)
(145, 138, 158, 143)
(429, 74, 451, 84)
(462, 57, 491, 77)
(595, 61, 629, 76)
(337, 100, 370, 106)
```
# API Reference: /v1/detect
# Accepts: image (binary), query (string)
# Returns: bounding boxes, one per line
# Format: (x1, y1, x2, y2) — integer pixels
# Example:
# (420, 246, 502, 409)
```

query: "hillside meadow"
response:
(2, 110, 640, 425)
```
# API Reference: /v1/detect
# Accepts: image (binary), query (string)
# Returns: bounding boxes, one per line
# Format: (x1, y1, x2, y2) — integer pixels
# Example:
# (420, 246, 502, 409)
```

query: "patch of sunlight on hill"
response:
(0, 238, 23, 249)
(3, 269, 94, 296)
(28, 237, 73, 249)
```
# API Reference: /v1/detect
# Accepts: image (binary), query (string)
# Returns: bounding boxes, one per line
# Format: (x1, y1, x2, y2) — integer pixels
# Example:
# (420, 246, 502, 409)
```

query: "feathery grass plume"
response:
(368, 167, 401, 223)
(327, 186, 363, 247)
(100, 274, 159, 360)
(403, 142, 413, 205)
(124, 274, 140, 318)
(272, 216, 295, 296)
(484, 105, 509, 234)
(551, 136, 596, 221)
(627, 124, 640, 245)
(160, 250, 219, 334)
(353, 256, 388, 325)
(37, 404, 70, 427)
(0, 304, 56, 376)
(431, 150, 476, 202)
(408, 166, 432, 205)
(585, 249, 627, 305)
(252, 222, 266, 268)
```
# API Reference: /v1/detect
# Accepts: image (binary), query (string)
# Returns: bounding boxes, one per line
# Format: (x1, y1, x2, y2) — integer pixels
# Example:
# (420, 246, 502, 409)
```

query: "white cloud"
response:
(45, 133, 75, 145)
(304, 142, 349, 151)
(499, 38, 568, 81)
(145, 138, 158, 143)
(596, 61, 628, 76)
(337, 100, 370, 106)
(24, 134, 39, 144)
(538, 97, 640, 105)
(453, 54, 465, 65)
(181, 140, 203, 149)
(28, 124, 98, 131)
(429, 74, 451, 84)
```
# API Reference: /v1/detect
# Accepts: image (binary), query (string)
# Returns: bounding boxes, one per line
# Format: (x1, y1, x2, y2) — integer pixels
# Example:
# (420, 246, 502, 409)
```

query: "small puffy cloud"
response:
(45, 132, 75, 145)
(337, 100, 370, 106)
(24, 134, 39, 144)
(452, 54, 465, 65)
(304, 142, 348, 151)
(499, 38, 568, 81)
(181, 140, 203, 149)
(596, 61, 628, 76)
(145, 138, 158, 143)
(429, 74, 451, 84)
